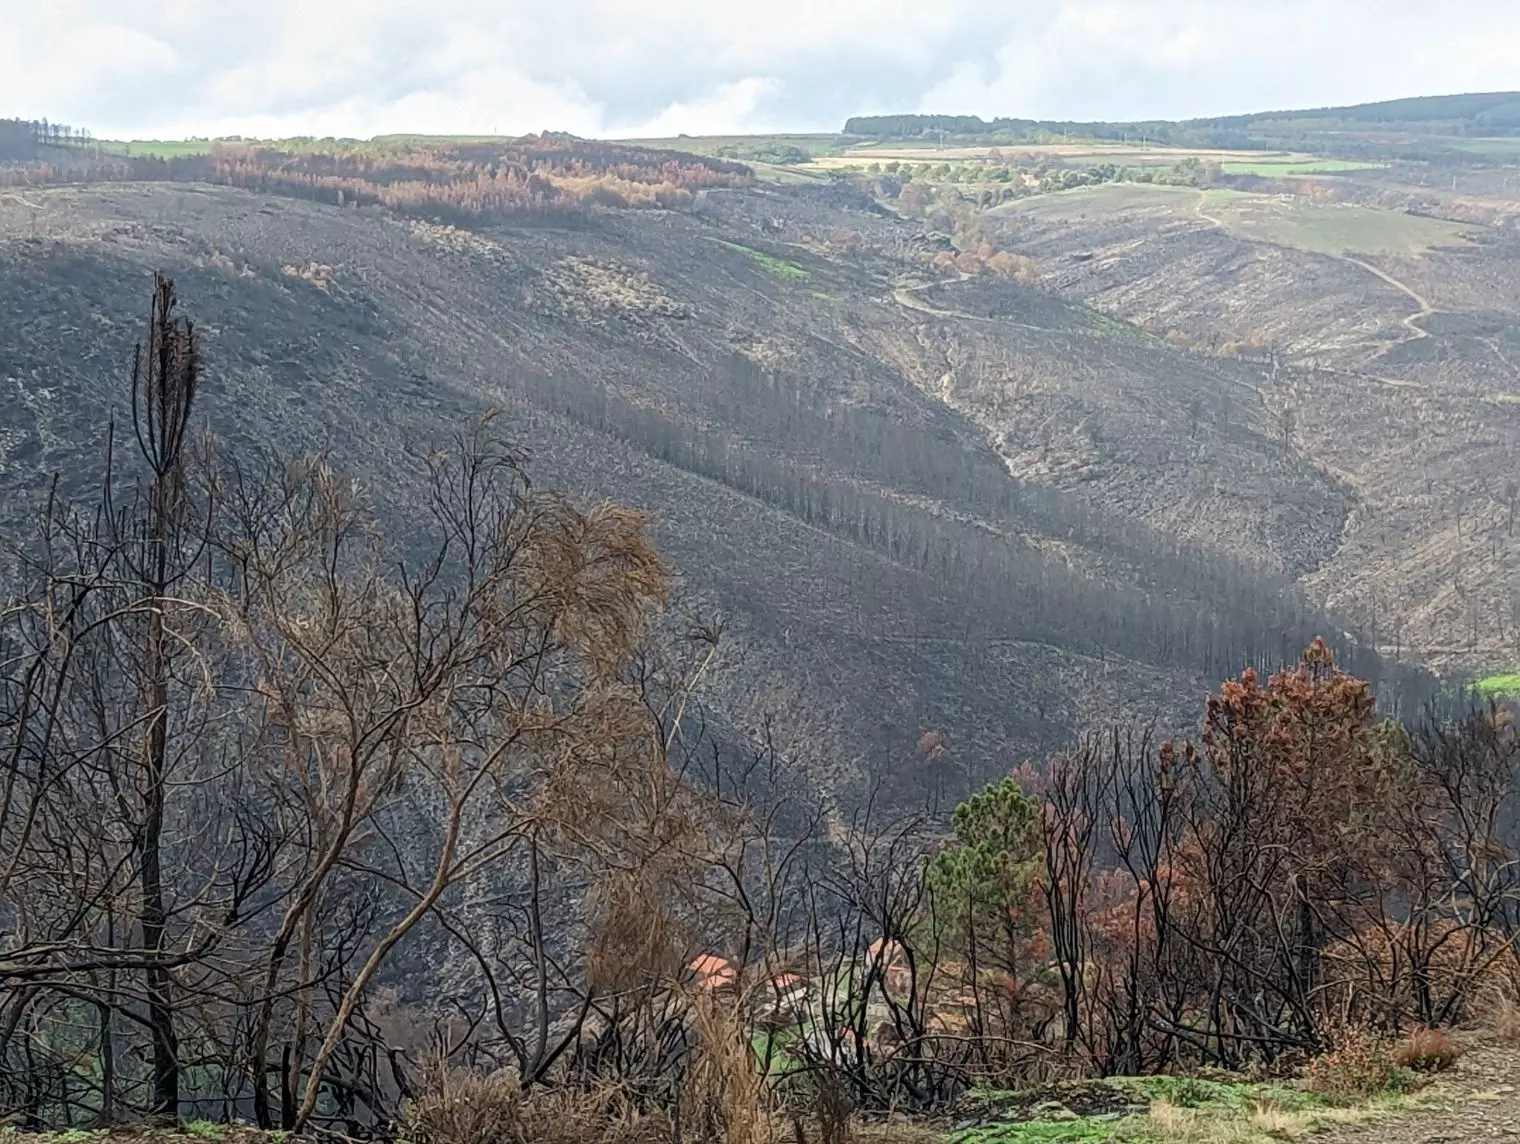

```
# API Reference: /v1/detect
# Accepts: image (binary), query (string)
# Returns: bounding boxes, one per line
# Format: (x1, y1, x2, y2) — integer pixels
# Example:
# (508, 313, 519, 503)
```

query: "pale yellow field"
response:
(1000, 182, 1471, 257)
(813, 144, 1331, 169)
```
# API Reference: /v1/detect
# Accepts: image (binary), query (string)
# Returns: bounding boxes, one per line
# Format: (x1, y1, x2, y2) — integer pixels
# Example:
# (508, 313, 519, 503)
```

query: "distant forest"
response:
(0, 129, 752, 218)
(845, 91, 1520, 157)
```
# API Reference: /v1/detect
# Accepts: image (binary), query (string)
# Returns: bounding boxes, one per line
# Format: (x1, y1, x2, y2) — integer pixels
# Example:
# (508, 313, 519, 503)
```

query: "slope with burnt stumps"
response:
(0, 181, 1429, 804)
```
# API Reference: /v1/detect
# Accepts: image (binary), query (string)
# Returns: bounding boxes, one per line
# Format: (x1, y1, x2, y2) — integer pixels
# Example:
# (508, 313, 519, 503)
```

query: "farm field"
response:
(994, 181, 1199, 217)
(1220, 157, 1385, 175)
(1446, 137, 1520, 157)
(1200, 189, 1472, 255)
(622, 132, 845, 157)
(742, 160, 833, 185)
(813, 143, 1375, 171)
(98, 137, 219, 156)
(96, 133, 1383, 182)
(999, 182, 1470, 256)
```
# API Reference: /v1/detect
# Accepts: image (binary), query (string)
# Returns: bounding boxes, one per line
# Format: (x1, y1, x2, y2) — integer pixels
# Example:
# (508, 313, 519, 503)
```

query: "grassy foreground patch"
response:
(0, 1125, 251, 1144)
(898, 1073, 1412, 1144)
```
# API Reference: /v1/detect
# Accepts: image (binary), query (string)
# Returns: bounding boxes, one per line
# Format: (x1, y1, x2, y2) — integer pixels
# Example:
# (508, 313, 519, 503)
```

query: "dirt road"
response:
(1323, 1041, 1520, 1143)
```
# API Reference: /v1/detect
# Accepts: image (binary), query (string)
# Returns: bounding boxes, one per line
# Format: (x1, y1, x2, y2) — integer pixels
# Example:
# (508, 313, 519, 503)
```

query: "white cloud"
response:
(0, 0, 1515, 139)
(617, 78, 785, 139)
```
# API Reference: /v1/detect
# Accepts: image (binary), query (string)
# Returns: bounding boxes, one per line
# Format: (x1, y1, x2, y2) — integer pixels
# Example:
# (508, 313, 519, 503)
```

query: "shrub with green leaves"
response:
(1305, 1030, 1416, 1098)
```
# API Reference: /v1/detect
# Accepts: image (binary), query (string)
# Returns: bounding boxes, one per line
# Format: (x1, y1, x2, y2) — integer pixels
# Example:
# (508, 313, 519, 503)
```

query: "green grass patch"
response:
(1086, 311, 1146, 338)
(1221, 159, 1385, 175)
(1476, 671, 1520, 698)
(183, 1122, 224, 1141)
(998, 181, 1199, 217)
(941, 1071, 1411, 1144)
(751, 1027, 805, 1076)
(718, 241, 811, 279)
(1110, 1075, 1320, 1113)
(99, 138, 218, 157)
(1446, 137, 1520, 157)
(951, 1120, 1133, 1144)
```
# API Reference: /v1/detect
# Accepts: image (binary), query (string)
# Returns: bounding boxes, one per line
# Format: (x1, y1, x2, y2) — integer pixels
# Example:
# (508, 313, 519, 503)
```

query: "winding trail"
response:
(890, 277, 1043, 332)
(1189, 189, 1440, 355)
(1192, 189, 1229, 231)
(1336, 253, 1436, 339)
(892, 281, 979, 321)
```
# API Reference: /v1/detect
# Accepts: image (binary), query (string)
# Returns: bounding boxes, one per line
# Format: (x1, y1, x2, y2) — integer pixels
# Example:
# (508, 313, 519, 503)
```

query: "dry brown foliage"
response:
(1479, 979, 1520, 1043)
(1304, 1029, 1414, 1097)
(1392, 1028, 1464, 1073)
(403, 1067, 674, 1144)
(682, 993, 773, 1144)
(0, 135, 753, 221)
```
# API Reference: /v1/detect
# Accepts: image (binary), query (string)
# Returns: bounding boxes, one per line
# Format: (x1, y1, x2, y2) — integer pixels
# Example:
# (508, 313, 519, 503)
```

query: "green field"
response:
(1446, 137, 1520, 157)
(744, 161, 834, 185)
(99, 138, 218, 157)
(1221, 158, 1385, 175)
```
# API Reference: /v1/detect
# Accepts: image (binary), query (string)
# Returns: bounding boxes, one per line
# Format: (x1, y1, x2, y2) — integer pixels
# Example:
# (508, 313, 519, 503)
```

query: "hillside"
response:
(668, 104, 1520, 682)
(5, 97, 1520, 1144)
(0, 170, 1423, 805)
(845, 91, 1520, 156)
(984, 178, 1520, 671)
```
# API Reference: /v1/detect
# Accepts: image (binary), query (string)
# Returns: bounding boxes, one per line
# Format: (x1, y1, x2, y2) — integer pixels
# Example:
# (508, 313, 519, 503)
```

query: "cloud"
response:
(615, 78, 785, 139)
(0, 0, 1515, 139)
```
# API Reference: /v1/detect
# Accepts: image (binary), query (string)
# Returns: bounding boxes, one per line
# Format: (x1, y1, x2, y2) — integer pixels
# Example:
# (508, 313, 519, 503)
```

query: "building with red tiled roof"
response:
(687, 954, 738, 991)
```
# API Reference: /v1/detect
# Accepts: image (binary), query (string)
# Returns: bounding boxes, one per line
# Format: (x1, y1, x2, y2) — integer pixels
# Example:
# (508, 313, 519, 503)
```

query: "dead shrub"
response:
(1303, 1029, 1416, 1098)
(1482, 980, 1520, 1044)
(1392, 1028, 1463, 1073)
(801, 1073, 854, 1144)
(402, 1066, 674, 1144)
(985, 250, 1039, 284)
(683, 991, 772, 1144)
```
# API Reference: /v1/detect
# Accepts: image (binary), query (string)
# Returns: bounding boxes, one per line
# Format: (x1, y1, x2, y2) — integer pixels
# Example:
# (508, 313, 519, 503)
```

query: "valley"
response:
(0, 178, 1358, 810)
(7, 104, 1520, 804)
(4, 85, 1520, 1144)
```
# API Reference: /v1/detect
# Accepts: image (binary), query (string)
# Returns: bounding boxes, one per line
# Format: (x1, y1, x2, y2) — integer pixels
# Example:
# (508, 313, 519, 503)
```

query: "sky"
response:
(3, 0, 1518, 141)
